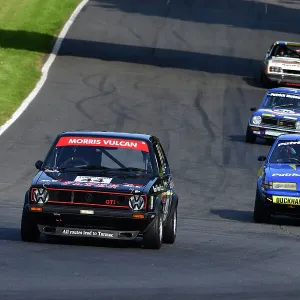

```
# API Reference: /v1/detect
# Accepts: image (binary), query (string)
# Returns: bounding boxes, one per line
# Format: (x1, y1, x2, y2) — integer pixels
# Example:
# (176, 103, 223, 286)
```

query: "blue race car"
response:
(254, 134, 300, 223)
(246, 87, 300, 144)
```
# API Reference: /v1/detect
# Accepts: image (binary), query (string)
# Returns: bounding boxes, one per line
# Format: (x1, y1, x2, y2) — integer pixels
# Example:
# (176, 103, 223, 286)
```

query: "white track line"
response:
(0, 0, 89, 137)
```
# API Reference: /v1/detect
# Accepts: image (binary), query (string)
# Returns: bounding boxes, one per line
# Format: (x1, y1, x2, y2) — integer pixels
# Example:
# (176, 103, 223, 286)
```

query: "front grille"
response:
(283, 69, 300, 75)
(261, 116, 296, 129)
(30, 187, 139, 209)
(48, 189, 129, 207)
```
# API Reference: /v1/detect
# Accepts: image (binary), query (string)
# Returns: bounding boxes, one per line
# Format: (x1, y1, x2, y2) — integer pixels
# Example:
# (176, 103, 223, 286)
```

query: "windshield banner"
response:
(56, 137, 149, 152)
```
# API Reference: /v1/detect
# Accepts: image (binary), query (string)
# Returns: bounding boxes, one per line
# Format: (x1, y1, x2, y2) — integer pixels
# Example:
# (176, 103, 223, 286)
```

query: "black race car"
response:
(20, 131, 178, 249)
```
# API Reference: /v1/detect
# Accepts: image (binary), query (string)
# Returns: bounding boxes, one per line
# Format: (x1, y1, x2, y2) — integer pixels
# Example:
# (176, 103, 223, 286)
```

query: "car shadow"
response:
(43, 235, 144, 249)
(227, 135, 273, 146)
(242, 76, 264, 90)
(0, 227, 21, 242)
(0, 227, 144, 249)
(211, 209, 300, 226)
(211, 209, 254, 223)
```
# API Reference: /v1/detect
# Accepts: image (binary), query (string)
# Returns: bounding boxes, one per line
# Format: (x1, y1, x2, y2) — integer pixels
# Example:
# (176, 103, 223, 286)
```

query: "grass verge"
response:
(0, 0, 82, 126)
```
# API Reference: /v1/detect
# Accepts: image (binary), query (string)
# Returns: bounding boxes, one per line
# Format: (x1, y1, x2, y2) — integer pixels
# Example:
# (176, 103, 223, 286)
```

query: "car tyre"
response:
(260, 72, 273, 88)
(245, 125, 256, 143)
(143, 212, 163, 249)
(253, 190, 270, 223)
(163, 206, 177, 244)
(20, 208, 40, 242)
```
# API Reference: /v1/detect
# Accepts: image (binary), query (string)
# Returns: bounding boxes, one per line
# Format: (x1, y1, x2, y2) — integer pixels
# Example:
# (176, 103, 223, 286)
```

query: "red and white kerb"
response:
(56, 136, 149, 152)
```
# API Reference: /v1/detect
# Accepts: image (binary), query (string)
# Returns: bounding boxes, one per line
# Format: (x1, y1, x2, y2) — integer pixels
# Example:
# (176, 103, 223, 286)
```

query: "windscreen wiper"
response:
(273, 104, 293, 109)
(44, 167, 81, 172)
(114, 167, 146, 172)
(74, 165, 112, 171)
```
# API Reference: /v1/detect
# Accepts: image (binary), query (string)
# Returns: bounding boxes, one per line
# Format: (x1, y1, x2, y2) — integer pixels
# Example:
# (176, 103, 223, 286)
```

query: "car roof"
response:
(266, 87, 300, 95)
(277, 134, 300, 141)
(275, 41, 300, 47)
(59, 131, 154, 142)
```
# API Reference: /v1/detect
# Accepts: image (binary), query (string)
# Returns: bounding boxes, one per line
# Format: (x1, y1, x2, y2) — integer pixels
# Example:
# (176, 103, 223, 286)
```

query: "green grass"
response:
(0, 0, 81, 125)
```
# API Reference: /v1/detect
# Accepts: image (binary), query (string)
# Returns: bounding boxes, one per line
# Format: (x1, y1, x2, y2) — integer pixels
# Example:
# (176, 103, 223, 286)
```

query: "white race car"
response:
(260, 41, 300, 88)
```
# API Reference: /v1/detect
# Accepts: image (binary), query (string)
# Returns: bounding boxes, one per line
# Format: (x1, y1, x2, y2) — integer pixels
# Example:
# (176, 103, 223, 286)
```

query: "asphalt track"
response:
(1, 0, 300, 299)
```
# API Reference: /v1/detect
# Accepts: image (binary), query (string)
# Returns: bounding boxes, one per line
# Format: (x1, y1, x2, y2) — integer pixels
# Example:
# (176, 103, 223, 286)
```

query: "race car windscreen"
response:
(269, 140, 300, 164)
(262, 92, 300, 110)
(272, 45, 300, 58)
(42, 136, 154, 173)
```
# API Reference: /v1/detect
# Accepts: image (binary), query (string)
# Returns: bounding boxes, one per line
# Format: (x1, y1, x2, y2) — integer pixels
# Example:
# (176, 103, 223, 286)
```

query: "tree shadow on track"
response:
(211, 209, 300, 226)
(0, 29, 261, 78)
(90, 0, 300, 35)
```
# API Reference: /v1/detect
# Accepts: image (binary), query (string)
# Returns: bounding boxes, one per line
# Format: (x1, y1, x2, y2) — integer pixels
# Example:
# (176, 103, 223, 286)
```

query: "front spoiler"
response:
(248, 125, 297, 139)
(27, 204, 157, 237)
(261, 192, 300, 217)
(266, 73, 300, 85)
(38, 225, 139, 240)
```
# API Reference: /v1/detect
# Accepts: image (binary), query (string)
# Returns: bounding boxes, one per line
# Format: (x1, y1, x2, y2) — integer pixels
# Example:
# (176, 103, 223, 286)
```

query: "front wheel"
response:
(20, 209, 40, 242)
(253, 190, 270, 223)
(245, 125, 256, 143)
(260, 72, 273, 88)
(143, 213, 163, 249)
(163, 207, 177, 244)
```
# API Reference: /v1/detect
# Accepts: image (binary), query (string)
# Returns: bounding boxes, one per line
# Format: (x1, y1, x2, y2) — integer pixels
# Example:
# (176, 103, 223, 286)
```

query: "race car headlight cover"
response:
(296, 121, 300, 131)
(262, 181, 297, 190)
(252, 116, 262, 125)
(269, 66, 282, 73)
(129, 195, 145, 211)
(33, 188, 49, 203)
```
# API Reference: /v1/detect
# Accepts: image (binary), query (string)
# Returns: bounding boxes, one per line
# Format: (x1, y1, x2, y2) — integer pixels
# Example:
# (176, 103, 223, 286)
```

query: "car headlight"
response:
(269, 66, 282, 73)
(252, 116, 262, 125)
(128, 195, 145, 211)
(33, 188, 49, 203)
(296, 121, 300, 131)
(262, 181, 297, 190)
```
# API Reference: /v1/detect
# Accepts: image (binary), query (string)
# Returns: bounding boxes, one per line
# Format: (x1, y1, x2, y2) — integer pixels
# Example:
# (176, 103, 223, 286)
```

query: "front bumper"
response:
(260, 191, 300, 217)
(266, 72, 300, 85)
(26, 204, 157, 240)
(248, 124, 298, 139)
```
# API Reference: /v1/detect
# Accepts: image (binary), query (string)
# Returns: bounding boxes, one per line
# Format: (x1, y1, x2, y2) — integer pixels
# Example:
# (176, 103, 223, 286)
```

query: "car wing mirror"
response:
(250, 107, 257, 112)
(163, 166, 170, 174)
(35, 160, 43, 170)
(257, 156, 266, 162)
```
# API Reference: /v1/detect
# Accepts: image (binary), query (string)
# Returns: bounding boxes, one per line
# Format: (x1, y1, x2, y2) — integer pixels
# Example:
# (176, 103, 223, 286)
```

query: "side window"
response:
(153, 143, 165, 174)
(268, 43, 274, 52)
(270, 44, 278, 57)
(153, 142, 170, 176)
(157, 142, 169, 168)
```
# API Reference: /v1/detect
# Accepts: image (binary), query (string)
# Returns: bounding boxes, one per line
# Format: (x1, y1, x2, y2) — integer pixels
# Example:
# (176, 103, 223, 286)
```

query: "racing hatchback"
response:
(20, 131, 178, 249)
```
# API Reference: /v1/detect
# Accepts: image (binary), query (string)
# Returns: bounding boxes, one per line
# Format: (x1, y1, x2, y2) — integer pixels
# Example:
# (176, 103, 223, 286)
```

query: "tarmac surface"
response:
(1, 0, 300, 299)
